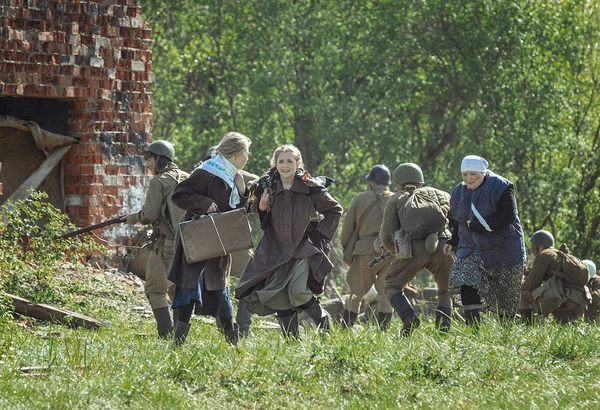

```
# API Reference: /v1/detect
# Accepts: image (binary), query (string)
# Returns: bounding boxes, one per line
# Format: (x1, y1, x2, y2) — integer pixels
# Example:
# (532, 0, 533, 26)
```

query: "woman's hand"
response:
(443, 244, 453, 255)
(234, 173, 246, 193)
(258, 190, 270, 212)
(207, 202, 219, 213)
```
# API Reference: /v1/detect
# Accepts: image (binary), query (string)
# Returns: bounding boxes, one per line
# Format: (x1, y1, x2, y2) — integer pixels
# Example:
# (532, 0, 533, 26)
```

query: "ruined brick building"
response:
(0, 0, 154, 250)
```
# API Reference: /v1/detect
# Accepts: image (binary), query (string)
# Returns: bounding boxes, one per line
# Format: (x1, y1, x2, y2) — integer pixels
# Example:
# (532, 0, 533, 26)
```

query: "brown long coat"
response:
(166, 168, 248, 290)
(235, 177, 342, 298)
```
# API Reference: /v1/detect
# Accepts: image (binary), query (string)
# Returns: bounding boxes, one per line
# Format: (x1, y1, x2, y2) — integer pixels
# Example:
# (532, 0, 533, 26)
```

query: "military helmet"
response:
(365, 164, 391, 185)
(583, 259, 596, 278)
(530, 230, 554, 248)
(145, 140, 175, 161)
(392, 163, 424, 185)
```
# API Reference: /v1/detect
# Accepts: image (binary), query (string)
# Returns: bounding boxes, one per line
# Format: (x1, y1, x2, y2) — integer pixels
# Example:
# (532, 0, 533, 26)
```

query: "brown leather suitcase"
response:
(178, 208, 254, 264)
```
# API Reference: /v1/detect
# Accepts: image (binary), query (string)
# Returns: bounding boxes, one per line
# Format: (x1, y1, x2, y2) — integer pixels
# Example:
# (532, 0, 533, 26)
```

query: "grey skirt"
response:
(449, 252, 523, 317)
(242, 258, 314, 316)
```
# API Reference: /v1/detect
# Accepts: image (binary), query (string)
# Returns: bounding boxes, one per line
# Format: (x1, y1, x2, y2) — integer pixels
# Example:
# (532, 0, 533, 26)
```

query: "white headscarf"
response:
(461, 155, 489, 173)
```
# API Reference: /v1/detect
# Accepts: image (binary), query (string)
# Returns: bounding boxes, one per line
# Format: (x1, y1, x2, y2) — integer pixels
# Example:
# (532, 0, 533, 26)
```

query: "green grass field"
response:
(0, 268, 599, 409)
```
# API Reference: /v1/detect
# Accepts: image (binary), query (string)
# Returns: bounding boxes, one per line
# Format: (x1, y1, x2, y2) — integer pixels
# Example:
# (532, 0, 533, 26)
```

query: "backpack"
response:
(556, 251, 589, 286)
(398, 188, 447, 240)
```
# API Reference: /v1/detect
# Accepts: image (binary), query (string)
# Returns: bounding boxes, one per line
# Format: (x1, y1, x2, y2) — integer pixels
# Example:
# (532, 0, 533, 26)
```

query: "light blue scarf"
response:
(200, 154, 240, 208)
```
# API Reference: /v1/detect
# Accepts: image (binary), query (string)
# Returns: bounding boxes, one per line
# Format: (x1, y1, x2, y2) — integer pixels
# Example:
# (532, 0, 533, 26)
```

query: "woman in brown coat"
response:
(235, 145, 343, 338)
(167, 132, 251, 345)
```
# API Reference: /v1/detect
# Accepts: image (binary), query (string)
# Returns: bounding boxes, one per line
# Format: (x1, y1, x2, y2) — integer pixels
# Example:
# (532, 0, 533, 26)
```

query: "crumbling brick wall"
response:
(0, 0, 153, 245)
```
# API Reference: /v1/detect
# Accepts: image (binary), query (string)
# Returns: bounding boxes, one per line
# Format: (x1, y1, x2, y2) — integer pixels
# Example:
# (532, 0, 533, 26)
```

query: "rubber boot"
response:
(224, 323, 240, 346)
(341, 309, 358, 328)
(390, 292, 420, 337)
(376, 312, 393, 331)
(152, 307, 174, 338)
(277, 312, 299, 339)
(464, 309, 481, 329)
(303, 299, 331, 333)
(173, 321, 191, 346)
(435, 306, 452, 333)
(519, 309, 534, 326)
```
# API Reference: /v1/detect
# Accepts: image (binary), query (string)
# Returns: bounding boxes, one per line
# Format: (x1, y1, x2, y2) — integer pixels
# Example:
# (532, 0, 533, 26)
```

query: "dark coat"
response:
(235, 177, 342, 298)
(167, 168, 248, 290)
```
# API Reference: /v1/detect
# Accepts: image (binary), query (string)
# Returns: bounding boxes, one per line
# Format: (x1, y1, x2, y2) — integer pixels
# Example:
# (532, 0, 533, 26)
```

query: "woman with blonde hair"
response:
(167, 132, 251, 345)
(236, 145, 342, 338)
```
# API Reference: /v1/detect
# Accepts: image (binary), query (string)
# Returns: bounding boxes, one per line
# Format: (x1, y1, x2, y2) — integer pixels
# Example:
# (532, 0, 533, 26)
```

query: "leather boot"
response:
(435, 306, 452, 333)
(341, 309, 358, 328)
(172, 308, 179, 324)
(464, 309, 481, 328)
(224, 323, 240, 346)
(376, 312, 393, 331)
(152, 307, 174, 338)
(173, 321, 191, 346)
(303, 299, 331, 333)
(277, 313, 299, 339)
(390, 292, 420, 336)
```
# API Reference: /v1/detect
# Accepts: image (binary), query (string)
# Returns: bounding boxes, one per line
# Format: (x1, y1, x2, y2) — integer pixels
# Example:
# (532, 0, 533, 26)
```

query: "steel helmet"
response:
(365, 164, 391, 185)
(530, 230, 554, 248)
(583, 260, 596, 278)
(392, 163, 424, 185)
(145, 140, 175, 161)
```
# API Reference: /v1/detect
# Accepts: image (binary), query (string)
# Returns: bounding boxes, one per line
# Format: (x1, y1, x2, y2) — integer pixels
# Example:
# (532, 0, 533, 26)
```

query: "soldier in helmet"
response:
(380, 163, 454, 336)
(520, 230, 588, 323)
(583, 259, 600, 322)
(339, 164, 394, 329)
(125, 140, 190, 337)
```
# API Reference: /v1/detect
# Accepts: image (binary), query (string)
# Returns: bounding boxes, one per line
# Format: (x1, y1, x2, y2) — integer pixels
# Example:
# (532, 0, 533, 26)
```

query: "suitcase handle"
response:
(208, 214, 227, 255)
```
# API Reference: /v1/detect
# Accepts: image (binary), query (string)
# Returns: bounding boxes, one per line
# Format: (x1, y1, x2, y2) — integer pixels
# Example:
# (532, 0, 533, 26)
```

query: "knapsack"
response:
(556, 251, 589, 286)
(398, 188, 447, 240)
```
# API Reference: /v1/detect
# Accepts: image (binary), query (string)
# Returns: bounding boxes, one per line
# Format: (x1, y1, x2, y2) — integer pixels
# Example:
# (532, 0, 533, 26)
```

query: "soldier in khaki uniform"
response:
(380, 163, 454, 336)
(520, 230, 587, 324)
(126, 140, 189, 337)
(340, 165, 394, 329)
(583, 260, 600, 322)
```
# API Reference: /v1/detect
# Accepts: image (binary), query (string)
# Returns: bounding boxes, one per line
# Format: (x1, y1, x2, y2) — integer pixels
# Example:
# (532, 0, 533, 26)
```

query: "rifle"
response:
(368, 250, 392, 267)
(57, 214, 129, 240)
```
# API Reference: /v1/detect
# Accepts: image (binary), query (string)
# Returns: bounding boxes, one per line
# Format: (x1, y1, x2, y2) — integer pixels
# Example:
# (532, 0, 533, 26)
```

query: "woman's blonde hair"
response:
(270, 144, 304, 169)
(216, 132, 252, 158)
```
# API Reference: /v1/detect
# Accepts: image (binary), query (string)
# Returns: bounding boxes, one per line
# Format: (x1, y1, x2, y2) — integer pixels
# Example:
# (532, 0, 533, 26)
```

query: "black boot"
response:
(341, 309, 358, 328)
(376, 312, 393, 331)
(172, 308, 179, 324)
(277, 312, 299, 339)
(224, 323, 240, 346)
(464, 309, 481, 328)
(173, 321, 191, 345)
(303, 299, 331, 333)
(152, 307, 174, 338)
(435, 306, 452, 333)
(390, 292, 420, 336)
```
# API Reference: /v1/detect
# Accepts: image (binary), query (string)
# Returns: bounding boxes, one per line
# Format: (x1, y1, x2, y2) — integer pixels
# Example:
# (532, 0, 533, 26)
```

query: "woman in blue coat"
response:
(443, 155, 525, 326)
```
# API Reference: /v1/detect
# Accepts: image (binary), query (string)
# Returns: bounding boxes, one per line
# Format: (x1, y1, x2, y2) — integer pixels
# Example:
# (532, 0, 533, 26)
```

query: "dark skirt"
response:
(172, 274, 233, 318)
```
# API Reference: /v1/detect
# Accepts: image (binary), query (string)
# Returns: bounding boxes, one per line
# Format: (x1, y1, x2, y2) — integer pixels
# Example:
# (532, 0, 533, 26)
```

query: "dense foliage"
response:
(141, 0, 600, 259)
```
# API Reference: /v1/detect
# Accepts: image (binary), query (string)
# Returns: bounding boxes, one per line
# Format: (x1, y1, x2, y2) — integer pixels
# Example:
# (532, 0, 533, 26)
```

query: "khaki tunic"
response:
(128, 163, 189, 309)
(585, 276, 600, 322)
(340, 186, 393, 313)
(380, 187, 453, 307)
(520, 248, 586, 323)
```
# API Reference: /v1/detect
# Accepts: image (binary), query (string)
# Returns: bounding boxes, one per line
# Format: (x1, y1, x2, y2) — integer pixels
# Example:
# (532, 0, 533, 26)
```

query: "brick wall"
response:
(0, 0, 153, 244)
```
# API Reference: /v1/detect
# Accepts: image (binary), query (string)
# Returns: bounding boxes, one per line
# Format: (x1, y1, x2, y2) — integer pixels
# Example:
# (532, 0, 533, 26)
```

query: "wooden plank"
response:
(7, 144, 73, 203)
(6, 293, 104, 330)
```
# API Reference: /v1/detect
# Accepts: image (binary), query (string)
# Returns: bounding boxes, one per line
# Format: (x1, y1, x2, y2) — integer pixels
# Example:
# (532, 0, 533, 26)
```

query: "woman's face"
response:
(229, 149, 249, 170)
(461, 171, 485, 190)
(276, 152, 299, 182)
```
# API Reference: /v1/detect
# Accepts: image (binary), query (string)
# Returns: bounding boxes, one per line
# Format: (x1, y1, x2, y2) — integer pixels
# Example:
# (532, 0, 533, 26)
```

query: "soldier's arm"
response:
(127, 176, 164, 224)
(520, 252, 554, 306)
(339, 198, 358, 248)
(380, 195, 401, 253)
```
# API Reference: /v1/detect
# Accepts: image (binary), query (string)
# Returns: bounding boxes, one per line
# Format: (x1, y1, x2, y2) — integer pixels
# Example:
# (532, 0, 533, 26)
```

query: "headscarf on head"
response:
(583, 260, 597, 278)
(461, 155, 489, 173)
